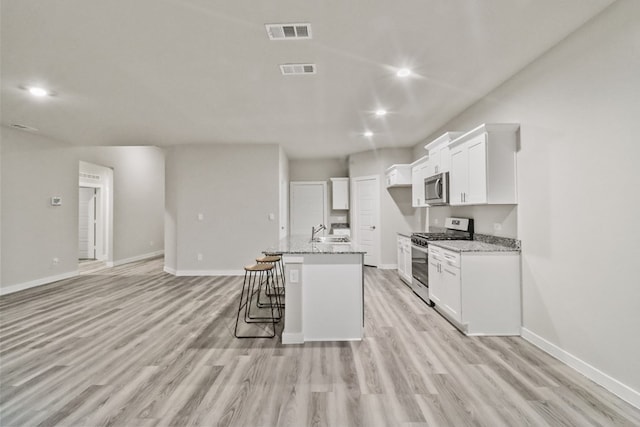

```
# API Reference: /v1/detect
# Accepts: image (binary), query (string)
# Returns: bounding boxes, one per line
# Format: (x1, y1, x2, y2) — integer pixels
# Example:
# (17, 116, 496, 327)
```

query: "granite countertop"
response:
(428, 240, 520, 253)
(397, 231, 414, 238)
(264, 235, 367, 255)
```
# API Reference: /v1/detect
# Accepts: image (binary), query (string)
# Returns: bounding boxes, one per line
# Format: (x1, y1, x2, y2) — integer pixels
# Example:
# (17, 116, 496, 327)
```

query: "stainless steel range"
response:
(410, 217, 474, 305)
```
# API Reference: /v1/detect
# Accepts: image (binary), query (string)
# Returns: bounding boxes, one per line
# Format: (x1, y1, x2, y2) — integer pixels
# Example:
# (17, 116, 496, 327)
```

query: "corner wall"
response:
(164, 144, 280, 274)
(1, 126, 165, 293)
(419, 0, 640, 405)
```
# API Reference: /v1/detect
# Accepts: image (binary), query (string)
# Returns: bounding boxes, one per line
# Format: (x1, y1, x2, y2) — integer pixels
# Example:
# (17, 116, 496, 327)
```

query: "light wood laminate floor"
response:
(1, 257, 639, 426)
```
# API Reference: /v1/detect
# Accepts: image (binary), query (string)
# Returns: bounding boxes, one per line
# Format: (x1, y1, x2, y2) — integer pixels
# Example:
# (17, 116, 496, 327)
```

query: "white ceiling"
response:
(1, 0, 613, 159)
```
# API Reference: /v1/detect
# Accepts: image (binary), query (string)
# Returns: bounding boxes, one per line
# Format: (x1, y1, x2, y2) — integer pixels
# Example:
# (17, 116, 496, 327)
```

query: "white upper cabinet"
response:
(424, 131, 463, 177)
(330, 177, 349, 210)
(411, 156, 429, 207)
(449, 124, 519, 206)
(385, 164, 412, 188)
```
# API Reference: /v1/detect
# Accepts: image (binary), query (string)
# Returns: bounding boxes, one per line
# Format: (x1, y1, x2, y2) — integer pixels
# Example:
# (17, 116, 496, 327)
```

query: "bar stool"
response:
(256, 254, 285, 308)
(234, 263, 282, 339)
(263, 251, 285, 286)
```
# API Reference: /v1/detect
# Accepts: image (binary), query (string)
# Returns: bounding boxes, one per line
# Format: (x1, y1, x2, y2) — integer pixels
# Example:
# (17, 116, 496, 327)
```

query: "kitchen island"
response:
(264, 235, 366, 344)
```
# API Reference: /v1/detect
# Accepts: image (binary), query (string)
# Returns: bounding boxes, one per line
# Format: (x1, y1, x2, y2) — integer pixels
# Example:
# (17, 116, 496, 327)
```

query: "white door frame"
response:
(79, 162, 114, 266)
(350, 175, 381, 267)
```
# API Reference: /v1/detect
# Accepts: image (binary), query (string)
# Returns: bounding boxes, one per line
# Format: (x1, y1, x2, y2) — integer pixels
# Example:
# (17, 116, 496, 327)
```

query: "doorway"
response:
(78, 161, 113, 268)
(79, 187, 97, 260)
(351, 175, 380, 267)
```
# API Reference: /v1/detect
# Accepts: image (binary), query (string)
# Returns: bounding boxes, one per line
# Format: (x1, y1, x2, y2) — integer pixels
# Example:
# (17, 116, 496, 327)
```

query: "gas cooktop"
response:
(411, 217, 474, 247)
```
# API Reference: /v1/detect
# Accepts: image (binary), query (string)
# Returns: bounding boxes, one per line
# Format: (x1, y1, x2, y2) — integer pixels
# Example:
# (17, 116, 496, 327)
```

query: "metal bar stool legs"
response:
(234, 263, 281, 339)
(256, 254, 285, 309)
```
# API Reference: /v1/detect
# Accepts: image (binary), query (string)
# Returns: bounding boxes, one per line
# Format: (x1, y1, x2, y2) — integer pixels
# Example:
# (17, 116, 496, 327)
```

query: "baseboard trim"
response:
(521, 328, 640, 409)
(378, 264, 397, 270)
(166, 269, 245, 277)
(0, 271, 79, 296)
(112, 250, 164, 267)
(282, 332, 304, 344)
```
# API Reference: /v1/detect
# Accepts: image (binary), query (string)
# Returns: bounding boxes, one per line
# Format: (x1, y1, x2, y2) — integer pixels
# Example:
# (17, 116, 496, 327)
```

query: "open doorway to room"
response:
(78, 161, 113, 273)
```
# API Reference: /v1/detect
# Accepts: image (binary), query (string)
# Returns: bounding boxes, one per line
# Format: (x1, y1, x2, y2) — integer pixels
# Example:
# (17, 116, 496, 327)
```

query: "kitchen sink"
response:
(311, 236, 351, 244)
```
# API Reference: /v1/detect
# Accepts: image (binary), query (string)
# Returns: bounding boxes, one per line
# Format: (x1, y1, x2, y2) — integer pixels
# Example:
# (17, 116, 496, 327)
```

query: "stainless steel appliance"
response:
(424, 172, 449, 206)
(410, 217, 474, 305)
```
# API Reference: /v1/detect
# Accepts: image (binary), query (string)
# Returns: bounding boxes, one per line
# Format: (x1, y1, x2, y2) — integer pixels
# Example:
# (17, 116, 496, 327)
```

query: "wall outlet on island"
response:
(197, 253, 203, 261)
(493, 223, 502, 232)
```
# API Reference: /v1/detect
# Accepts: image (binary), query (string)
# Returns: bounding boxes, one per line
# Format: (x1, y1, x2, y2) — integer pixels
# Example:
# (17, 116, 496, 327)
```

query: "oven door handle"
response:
(411, 244, 429, 253)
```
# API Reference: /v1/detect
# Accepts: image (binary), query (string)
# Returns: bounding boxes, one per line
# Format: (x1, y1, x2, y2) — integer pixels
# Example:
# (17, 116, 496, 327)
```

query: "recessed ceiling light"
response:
(375, 109, 387, 117)
(396, 68, 411, 77)
(27, 86, 50, 97)
(364, 131, 373, 137)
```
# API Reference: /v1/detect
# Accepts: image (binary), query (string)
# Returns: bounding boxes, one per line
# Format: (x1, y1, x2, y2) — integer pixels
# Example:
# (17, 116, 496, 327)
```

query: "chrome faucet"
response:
(311, 224, 326, 241)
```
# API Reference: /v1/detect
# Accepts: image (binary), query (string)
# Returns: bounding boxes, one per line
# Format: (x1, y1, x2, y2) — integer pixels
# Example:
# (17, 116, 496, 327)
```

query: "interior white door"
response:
(79, 187, 96, 259)
(352, 176, 380, 267)
(289, 182, 327, 236)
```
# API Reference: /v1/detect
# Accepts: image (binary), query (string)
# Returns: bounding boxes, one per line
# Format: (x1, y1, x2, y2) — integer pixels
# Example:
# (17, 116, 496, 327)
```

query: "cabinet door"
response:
(467, 135, 487, 204)
(439, 147, 451, 173)
(449, 146, 467, 205)
(441, 265, 461, 323)
(397, 237, 404, 277)
(428, 257, 442, 305)
(332, 179, 349, 210)
(411, 164, 424, 207)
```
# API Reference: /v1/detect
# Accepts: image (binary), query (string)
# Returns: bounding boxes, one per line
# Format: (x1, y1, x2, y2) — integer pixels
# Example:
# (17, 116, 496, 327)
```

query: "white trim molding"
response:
(112, 250, 164, 267)
(377, 264, 397, 270)
(166, 269, 245, 277)
(0, 271, 79, 296)
(522, 328, 640, 409)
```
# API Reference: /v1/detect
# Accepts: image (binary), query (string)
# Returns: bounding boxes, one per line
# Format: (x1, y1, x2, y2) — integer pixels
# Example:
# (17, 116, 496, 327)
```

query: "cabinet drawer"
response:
(441, 249, 460, 268)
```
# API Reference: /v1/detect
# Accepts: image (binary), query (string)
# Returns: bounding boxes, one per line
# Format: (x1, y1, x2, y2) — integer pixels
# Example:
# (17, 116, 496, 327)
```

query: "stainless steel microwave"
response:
(424, 172, 449, 206)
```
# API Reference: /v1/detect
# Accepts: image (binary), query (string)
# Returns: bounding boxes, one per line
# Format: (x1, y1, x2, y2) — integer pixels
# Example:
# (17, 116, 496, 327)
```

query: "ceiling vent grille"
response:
(10, 123, 38, 132)
(266, 23, 312, 40)
(280, 63, 317, 75)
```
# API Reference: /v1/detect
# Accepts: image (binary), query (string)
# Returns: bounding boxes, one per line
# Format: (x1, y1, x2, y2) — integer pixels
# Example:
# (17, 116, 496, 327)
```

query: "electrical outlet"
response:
(290, 269, 299, 283)
(197, 253, 203, 261)
(149, 240, 154, 246)
(493, 223, 502, 232)
(52, 257, 59, 265)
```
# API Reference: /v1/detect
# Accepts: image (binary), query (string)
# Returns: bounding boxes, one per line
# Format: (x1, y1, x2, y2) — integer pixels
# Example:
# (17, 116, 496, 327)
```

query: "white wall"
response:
(1, 126, 165, 292)
(418, 0, 640, 404)
(348, 148, 418, 266)
(164, 144, 281, 274)
(1, 127, 79, 290)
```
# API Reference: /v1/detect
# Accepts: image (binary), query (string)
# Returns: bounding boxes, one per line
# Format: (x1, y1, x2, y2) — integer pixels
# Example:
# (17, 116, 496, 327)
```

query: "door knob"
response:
(371, 226, 376, 230)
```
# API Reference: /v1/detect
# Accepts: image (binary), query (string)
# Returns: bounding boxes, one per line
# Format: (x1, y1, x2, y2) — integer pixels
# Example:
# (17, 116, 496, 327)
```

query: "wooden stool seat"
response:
(256, 255, 281, 263)
(244, 263, 274, 272)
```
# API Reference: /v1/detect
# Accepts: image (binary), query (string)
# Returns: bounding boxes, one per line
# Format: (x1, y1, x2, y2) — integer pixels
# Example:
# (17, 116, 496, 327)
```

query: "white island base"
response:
(282, 253, 364, 344)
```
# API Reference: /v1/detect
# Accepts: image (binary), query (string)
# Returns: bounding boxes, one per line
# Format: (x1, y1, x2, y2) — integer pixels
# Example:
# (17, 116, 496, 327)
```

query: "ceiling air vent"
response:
(266, 23, 312, 40)
(10, 123, 38, 132)
(280, 63, 317, 75)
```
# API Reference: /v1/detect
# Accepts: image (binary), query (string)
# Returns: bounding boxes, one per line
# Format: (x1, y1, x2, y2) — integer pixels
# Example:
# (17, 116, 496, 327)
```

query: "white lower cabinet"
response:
(397, 235, 412, 285)
(428, 245, 521, 335)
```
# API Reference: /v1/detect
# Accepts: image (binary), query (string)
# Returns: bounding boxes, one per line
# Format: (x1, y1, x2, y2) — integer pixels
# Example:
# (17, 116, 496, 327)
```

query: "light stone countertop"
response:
(264, 235, 367, 255)
(428, 240, 520, 253)
(397, 231, 414, 238)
